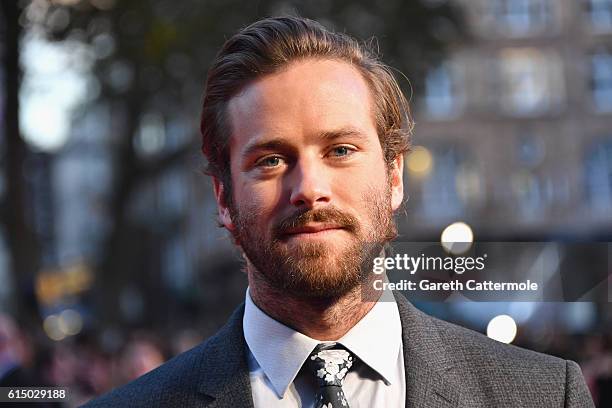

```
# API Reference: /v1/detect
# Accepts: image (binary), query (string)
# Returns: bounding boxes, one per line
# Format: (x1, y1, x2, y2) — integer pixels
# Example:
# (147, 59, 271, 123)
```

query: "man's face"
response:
(214, 58, 404, 299)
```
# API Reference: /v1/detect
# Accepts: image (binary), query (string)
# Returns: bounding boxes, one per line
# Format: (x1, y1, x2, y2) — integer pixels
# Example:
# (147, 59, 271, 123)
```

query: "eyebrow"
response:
(242, 139, 292, 159)
(241, 127, 369, 158)
(319, 127, 369, 142)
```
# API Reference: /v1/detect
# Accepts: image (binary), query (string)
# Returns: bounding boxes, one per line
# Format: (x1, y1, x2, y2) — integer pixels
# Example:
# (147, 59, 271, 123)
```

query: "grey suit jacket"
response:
(84, 293, 594, 407)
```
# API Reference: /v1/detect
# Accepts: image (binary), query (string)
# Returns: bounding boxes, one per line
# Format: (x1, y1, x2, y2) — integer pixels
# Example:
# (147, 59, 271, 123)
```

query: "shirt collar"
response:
(337, 288, 401, 385)
(243, 287, 402, 398)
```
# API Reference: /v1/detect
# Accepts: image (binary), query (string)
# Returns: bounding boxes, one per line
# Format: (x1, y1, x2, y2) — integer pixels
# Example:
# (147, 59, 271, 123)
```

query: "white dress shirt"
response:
(243, 288, 406, 407)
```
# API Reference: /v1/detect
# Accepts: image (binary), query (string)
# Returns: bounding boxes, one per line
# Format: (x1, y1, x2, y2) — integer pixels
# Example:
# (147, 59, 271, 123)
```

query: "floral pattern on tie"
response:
(311, 349, 354, 385)
(308, 344, 354, 408)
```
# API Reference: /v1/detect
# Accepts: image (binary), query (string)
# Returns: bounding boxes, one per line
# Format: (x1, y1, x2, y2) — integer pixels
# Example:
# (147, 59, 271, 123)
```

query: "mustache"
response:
(272, 206, 359, 238)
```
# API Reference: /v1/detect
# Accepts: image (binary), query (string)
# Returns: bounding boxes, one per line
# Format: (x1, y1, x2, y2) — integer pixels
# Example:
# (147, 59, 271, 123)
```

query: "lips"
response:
(282, 223, 345, 237)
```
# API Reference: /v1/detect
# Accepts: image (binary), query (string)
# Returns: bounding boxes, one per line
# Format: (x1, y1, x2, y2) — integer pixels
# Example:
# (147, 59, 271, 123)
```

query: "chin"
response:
(280, 265, 364, 300)
(285, 283, 357, 301)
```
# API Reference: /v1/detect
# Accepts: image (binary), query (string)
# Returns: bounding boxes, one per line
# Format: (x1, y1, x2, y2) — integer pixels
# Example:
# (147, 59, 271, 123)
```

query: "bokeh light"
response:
(406, 146, 433, 178)
(58, 309, 83, 336)
(43, 314, 65, 341)
(440, 221, 474, 254)
(487, 314, 518, 344)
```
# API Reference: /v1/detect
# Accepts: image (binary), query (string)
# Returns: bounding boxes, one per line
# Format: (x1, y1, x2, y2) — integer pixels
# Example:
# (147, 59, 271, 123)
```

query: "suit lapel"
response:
(394, 293, 461, 408)
(196, 304, 255, 408)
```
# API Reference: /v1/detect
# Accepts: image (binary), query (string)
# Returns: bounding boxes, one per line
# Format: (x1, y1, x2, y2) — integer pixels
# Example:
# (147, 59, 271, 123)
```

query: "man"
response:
(85, 16, 594, 407)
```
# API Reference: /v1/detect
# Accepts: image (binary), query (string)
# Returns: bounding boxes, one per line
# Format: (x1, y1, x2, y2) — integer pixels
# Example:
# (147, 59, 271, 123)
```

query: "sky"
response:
(19, 29, 93, 152)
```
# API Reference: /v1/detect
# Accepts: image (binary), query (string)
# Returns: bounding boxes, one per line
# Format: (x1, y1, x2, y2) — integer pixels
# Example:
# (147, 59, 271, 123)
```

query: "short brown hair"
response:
(200, 16, 412, 206)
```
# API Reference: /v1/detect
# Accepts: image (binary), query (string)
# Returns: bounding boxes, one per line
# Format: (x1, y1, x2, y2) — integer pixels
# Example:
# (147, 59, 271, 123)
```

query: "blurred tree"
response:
(4, 0, 465, 325)
(0, 1, 42, 320)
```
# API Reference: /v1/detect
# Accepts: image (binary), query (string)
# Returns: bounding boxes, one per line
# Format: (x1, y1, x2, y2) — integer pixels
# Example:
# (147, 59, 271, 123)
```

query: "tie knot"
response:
(307, 343, 355, 387)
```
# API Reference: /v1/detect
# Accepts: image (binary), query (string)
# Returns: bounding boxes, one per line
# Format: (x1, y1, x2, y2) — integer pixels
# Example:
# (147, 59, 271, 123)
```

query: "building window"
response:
(590, 52, 612, 112)
(498, 48, 565, 116)
(585, 140, 612, 212)
(418, 145, 481, 219)
(586, 0, 612, 32)
(516, 134, 545, 168)
(423, 61, 463, 119)
(491, 0, 552, 36)
(511, 170, 548, 216)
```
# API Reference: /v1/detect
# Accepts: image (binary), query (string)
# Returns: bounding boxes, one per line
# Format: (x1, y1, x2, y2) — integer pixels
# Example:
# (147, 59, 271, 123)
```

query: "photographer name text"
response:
(374, 279, 539, 292)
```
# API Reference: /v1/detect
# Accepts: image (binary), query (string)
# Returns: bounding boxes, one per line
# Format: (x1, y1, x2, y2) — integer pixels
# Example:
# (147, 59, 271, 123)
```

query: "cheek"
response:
(235, 179, 284, 218)
(333, 161, 388, 196)
(335, 171, 391, 215)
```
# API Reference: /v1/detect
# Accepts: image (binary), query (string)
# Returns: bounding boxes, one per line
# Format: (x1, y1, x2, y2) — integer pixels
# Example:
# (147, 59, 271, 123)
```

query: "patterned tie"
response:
(307, 343, 355, 408)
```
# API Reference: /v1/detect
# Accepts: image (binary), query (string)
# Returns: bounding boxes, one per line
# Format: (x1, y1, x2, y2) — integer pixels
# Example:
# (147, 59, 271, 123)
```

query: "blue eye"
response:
(258, 156, 282, 167)
(329, 146, 353, 157)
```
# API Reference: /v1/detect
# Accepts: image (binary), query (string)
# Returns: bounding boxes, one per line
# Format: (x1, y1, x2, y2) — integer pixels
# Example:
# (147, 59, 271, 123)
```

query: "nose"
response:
(289, 158, 332, 208)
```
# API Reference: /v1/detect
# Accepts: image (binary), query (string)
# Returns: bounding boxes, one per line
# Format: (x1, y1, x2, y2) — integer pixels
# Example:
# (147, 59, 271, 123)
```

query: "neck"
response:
(248, 270, 382, 341)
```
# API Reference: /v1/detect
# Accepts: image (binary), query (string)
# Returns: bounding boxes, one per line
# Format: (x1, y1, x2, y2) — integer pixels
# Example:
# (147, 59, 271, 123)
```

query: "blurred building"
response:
(405, 0, 612, 240)
(9, 0, 610, 334)
(50, 0, 612, 328)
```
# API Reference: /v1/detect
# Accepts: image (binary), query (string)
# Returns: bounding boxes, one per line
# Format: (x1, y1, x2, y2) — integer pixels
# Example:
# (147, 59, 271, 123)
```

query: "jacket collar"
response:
(394, 292, 461, 407)
(196, 304, 255, 408)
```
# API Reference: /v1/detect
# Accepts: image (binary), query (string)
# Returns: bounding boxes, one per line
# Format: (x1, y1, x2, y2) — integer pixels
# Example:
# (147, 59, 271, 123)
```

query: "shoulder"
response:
(394, 293, 593, 405)
(82, 305, 246, 408)
(399, 296, 592, 406)
(82, 341, 208, 408)
(395, 292, 567, 371)
(429, 309, 566, 371)
(429, 311, 593, 405)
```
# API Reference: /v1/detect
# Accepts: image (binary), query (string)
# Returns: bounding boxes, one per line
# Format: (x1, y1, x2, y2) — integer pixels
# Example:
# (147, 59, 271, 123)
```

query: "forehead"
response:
(226, 58, 377, 149)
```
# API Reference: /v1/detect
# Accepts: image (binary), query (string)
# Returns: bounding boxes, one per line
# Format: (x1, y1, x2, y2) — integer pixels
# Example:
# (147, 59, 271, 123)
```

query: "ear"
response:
(389, 154, 404, 211)
(212, 177, 236, 232)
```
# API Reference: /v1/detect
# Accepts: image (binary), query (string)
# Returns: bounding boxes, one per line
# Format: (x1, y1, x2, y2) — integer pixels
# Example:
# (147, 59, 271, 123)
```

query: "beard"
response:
(229, 181, 398, 300)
